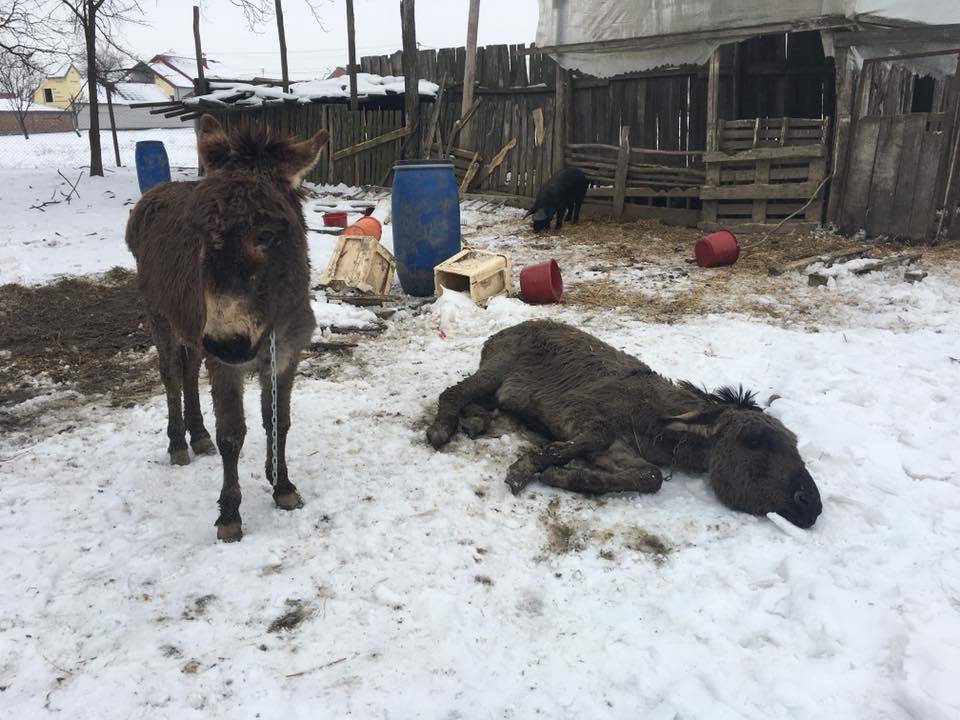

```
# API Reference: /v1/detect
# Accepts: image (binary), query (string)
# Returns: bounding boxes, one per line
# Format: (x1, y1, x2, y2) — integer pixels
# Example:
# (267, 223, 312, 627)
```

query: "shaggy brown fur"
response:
(126, 114, 328, 542)
(427, 320, 822, 529)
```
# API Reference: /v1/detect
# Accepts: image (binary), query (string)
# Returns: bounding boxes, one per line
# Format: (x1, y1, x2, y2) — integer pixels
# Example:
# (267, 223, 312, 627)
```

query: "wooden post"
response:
(400, 0, 420, 158)
(345, 0, 359, 111)
(192, 5, 205, 92)
(460, 0, 480, 148)
(275, 0, 290, 93)
(552, 65, 571, 173)
(613, 125, 630, 217)
(826, 46, 852, 224)
(706, 46, 721, 152)
(105, 82, 121, 167)
(932, 54, 960, 240)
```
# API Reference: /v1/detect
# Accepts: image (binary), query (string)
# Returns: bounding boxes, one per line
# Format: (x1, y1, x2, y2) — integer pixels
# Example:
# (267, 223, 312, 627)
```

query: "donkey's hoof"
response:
(426, 422, 454, 449)
(505, 457, 539, 496)
(274, 490, 304, 511)
(216, 522, 243, 542)
(191, 436, 216, 455)
(169, 448, 191, 466)
(461, 416, 489, 439)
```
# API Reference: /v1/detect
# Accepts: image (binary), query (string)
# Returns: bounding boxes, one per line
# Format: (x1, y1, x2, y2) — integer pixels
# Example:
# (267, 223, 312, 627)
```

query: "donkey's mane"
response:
(227, 122, 295, 167)
(679, 381, 762, 411)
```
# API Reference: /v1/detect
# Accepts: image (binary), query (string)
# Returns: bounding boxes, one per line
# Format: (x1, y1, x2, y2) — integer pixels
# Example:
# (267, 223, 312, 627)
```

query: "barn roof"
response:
(535, 0, 960, 76)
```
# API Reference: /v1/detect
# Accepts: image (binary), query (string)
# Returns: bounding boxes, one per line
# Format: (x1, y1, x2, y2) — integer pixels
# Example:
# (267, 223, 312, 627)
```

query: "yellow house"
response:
(33, 64, 83, 109)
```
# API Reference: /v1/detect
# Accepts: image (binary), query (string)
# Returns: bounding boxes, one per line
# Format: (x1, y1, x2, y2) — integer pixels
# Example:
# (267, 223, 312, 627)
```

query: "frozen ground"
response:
(0, 128, 200, 171)
(1, 169, 960, 719)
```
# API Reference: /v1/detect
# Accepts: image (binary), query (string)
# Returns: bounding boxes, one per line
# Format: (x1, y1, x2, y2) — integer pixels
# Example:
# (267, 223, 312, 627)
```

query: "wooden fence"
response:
(838, 112, 947, 239)
(701, 117, 830, 231)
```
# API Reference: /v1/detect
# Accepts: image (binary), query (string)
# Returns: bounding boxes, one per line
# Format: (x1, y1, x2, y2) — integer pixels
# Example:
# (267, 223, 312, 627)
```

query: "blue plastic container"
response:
(391, 160, 462, 296)
(135, 140, 171, 193)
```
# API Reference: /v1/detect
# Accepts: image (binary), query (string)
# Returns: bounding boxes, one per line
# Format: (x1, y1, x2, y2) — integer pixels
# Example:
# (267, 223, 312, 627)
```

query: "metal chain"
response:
(270, 330, 279, 487)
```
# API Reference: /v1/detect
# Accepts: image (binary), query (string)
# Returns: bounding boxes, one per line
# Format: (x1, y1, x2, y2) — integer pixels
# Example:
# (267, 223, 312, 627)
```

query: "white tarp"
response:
(536, 1, 960, 76)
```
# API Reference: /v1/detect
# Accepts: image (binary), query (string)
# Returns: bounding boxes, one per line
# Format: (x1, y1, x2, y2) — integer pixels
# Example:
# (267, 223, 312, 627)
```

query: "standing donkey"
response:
(126, 114, 328, 541)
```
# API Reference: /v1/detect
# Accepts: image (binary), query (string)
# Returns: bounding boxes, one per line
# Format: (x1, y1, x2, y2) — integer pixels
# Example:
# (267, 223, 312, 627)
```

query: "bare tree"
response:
(56, 0, 141, 176)
(220, 0, 328, 90)
(0, 52, 43, 138)
(0, 0, 53, 70)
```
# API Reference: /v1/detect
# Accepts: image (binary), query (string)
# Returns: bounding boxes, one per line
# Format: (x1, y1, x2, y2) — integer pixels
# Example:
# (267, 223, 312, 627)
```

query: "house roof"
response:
(45, 62, 80, 78)
(146, 53, 247, 88)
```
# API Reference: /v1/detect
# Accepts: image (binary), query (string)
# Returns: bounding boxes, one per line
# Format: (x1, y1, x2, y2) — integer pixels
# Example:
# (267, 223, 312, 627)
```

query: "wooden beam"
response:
(333, 126, 412, 161)
(553, 65, 571, 173)
(460, 0, 480, 148)
(587, 186, 700, 198)
(345, 0, 359, 111)
(459, 150, 481, 194)
(483, 137, 516, 176)
(445, 98, 482, 155)
(400, 0, 419, 158)
(703, 145, 825, 162)
(424, 73, 447, 159)
(706, 47, 721, 152)
(612, 125, 631, 217)
(700, 181, 822, 200)
(831, 24, 960, 49)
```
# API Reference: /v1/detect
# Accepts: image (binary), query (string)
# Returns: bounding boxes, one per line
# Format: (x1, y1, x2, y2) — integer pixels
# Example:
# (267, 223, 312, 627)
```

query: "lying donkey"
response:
(427, 320, 822, 528)
(126, 115, 327, 541)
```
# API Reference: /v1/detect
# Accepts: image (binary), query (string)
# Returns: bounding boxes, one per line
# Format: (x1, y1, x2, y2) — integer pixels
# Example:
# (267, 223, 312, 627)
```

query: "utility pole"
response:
(192, 5, 206, 93)
(460, 0, 480, 148)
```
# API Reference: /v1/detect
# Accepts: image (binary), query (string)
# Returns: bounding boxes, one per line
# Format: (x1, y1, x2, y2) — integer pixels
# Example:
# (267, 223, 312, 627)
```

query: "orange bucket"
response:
(342, 215, 382, 241)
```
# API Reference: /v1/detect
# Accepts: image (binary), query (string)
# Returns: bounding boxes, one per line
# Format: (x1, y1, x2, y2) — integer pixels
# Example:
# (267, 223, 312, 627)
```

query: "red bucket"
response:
(323, 211, 348, 227)
(695, 230, 739, 267)
(520, 259, 563, 303)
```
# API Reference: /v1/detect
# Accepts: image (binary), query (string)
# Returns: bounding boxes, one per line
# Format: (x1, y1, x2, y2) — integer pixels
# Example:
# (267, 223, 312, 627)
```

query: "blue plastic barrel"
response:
(391, 160, 462, 296)
(135, 140, 171, 193)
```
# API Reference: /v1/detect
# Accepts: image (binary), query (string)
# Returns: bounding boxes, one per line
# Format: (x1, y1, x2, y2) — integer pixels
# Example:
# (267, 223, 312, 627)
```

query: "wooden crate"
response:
(434, 248, 512, 305)
(318, 235, 396, 295)
(701, 117, 830, 232)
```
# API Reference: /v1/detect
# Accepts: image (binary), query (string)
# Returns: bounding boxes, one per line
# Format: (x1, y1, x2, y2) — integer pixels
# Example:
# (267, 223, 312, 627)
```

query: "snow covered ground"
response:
(0, 128, 200, 171)
(2, 168, 960, 719)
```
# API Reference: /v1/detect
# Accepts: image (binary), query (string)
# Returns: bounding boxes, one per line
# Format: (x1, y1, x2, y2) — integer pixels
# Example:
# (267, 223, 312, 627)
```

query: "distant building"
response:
(0, 95, 73, 135)
(327, 67, 348, 79)
(32, 64, 83, 109)
(78, 81, 188, 130)
(123, 52, 243, 101)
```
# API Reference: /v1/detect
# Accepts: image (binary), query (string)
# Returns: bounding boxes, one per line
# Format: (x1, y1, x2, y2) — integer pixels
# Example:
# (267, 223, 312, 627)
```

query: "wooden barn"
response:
(138, 2, 960, 242)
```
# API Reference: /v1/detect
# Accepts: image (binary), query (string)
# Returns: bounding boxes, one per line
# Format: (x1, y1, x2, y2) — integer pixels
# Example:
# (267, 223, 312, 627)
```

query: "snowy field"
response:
(0, 128, 199, 171)
(2, 167, 960, 719)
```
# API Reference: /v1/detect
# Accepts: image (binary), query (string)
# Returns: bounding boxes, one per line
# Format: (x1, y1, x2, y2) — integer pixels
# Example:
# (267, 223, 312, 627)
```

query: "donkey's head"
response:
(663, 386, 822, 528)
(192, 115, 328, 364)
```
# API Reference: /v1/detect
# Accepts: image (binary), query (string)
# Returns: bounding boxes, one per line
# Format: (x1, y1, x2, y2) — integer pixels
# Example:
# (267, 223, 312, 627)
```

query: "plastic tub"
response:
(520, 259, 563, 303)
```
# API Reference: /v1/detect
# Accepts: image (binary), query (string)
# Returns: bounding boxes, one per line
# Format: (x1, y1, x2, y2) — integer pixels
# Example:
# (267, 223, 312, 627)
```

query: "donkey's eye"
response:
(255, 230, 275, 248)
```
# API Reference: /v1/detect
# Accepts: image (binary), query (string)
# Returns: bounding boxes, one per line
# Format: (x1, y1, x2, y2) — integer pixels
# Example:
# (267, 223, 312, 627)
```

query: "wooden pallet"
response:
(701, 117, 830, 231)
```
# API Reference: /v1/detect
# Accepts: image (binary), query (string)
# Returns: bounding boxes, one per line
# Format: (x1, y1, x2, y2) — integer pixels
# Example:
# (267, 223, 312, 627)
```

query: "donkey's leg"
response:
(182, 346, 215, 455)
(258, 361, 303, 511)
(505, 423, 614, 495)
(460, 402, 495, 439)
(540, 455, 663, 495)
(209, 360, 246, 542)
(427, 367, 505, 449)
(149, 314, 189, 466)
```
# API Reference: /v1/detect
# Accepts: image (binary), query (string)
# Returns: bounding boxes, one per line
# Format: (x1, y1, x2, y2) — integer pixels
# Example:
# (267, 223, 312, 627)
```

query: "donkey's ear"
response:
(280, 129, 330, 186)
(197, 114, 230, 172)
(660, 407, 726, 437)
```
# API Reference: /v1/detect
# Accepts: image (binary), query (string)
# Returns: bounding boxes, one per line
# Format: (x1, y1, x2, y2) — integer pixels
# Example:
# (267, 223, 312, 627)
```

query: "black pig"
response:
(527, 167, 588, 232)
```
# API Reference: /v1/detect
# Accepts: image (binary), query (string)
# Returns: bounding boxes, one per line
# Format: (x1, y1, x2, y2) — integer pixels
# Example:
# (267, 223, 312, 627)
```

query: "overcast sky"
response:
(121, 0, 541, 79)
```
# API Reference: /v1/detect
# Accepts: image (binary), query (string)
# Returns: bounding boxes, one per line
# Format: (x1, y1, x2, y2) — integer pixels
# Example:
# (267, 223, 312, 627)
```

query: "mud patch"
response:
(182, 594, 217, 620)
(623, 527, 671, 564)
(0, 268, 156, 428)
(538, 497, 586, 555)
(268, 598, 313, 633)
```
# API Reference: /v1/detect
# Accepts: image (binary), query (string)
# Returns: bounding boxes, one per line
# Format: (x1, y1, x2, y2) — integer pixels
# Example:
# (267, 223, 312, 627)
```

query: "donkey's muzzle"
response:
(203, 333, 255, 365)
